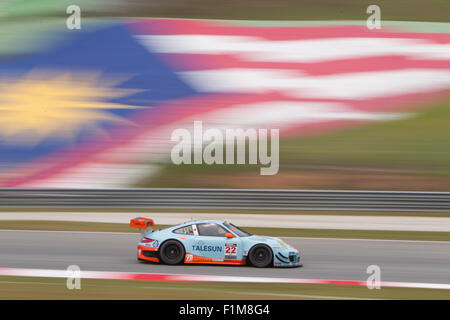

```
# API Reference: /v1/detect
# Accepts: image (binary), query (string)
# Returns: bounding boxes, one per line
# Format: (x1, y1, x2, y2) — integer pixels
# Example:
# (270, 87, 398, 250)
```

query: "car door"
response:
(191, 223, 229, 261)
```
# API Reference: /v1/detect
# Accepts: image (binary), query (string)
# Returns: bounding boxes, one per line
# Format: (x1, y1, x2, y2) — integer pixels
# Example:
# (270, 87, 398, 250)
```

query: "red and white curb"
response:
(0, 267, 449, 290)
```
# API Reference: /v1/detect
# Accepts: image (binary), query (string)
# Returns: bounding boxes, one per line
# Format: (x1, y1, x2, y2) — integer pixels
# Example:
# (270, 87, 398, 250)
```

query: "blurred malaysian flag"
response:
(0, 19, 449, 188)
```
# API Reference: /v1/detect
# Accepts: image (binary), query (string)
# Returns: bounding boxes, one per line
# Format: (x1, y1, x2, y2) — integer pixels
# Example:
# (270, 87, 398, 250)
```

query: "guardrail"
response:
(0, 188, 449, 212)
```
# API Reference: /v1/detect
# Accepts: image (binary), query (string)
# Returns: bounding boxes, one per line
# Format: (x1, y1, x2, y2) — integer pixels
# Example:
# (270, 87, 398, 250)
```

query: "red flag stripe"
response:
(132, 19, 450, 43)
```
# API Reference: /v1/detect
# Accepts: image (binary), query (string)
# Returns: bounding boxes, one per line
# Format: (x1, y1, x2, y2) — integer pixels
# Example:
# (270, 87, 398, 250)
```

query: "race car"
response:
(130, 217, 301, 267)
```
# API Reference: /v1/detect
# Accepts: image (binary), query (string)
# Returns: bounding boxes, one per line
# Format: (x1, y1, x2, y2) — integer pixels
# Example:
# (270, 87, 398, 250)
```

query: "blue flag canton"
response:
(0, 22, 197, 167)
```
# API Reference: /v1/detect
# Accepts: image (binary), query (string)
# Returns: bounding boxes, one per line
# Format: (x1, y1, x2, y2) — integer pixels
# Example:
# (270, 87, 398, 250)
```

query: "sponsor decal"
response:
(185, 254, 193, 262)
(191, 245, 222, 252)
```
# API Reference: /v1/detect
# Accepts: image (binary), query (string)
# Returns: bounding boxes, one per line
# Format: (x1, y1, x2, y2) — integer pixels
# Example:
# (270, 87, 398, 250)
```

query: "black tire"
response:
(159, 240, 185, 265)
(248, 245, 273, 268)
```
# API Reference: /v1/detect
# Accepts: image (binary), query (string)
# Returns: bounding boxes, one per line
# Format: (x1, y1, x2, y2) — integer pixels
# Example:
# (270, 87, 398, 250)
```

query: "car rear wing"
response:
(130, 217, 155, 234)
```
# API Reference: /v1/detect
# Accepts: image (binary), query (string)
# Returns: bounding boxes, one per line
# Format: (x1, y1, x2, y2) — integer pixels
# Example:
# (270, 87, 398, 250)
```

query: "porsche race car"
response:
(130, 217, 301, 267)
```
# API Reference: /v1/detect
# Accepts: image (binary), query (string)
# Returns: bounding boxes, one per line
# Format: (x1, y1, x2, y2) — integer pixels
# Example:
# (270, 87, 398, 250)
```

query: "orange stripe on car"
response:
(184, 253, 246, 265)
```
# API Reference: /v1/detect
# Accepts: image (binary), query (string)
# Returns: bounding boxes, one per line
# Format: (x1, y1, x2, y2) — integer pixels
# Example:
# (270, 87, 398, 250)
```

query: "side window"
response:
(173, 225, 194, 235)
(197, 223, 228, 237)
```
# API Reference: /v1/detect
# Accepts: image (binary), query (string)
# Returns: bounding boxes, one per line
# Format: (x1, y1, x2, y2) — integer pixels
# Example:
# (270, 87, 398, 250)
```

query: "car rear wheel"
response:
(159, 240, 185, 265)
(248, 245, 273, 268)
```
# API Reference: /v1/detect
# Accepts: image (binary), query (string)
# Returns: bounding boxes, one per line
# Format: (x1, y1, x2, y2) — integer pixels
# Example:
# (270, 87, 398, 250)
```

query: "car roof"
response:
(176, 219, 227, 227)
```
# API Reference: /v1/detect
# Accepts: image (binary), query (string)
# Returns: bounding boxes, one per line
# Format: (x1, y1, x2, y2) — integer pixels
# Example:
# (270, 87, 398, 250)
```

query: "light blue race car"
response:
(130, 217, 301, 268)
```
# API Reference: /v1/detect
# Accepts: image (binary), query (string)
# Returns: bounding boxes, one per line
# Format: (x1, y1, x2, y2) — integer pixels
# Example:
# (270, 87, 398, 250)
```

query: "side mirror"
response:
(225, 232, 235, 238)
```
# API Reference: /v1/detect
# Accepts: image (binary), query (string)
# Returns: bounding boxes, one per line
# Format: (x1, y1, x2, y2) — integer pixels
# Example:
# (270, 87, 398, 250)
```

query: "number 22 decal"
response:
(225, 244, 237, 255)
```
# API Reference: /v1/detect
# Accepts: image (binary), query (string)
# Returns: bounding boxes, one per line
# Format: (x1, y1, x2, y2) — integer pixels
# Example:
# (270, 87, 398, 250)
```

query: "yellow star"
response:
(0, 70, 143, 145)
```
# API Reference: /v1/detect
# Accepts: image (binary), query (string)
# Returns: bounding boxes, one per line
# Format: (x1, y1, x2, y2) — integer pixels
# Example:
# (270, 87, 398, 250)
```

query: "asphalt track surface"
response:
(0, 230, 449, 284)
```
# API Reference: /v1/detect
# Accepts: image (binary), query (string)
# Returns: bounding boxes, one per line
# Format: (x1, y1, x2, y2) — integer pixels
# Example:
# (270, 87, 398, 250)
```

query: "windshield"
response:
(223, 222, 252, 237)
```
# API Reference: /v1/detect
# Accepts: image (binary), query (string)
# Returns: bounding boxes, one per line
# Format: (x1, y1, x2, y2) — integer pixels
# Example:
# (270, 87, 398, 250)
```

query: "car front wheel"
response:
(248, 245, 273, 268)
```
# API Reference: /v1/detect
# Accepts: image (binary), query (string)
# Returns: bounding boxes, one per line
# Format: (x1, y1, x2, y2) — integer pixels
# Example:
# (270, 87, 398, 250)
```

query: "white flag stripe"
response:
(183, 101, 409, 128)
(179, 68, 450, 99)
(136, 35, 450, 62)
